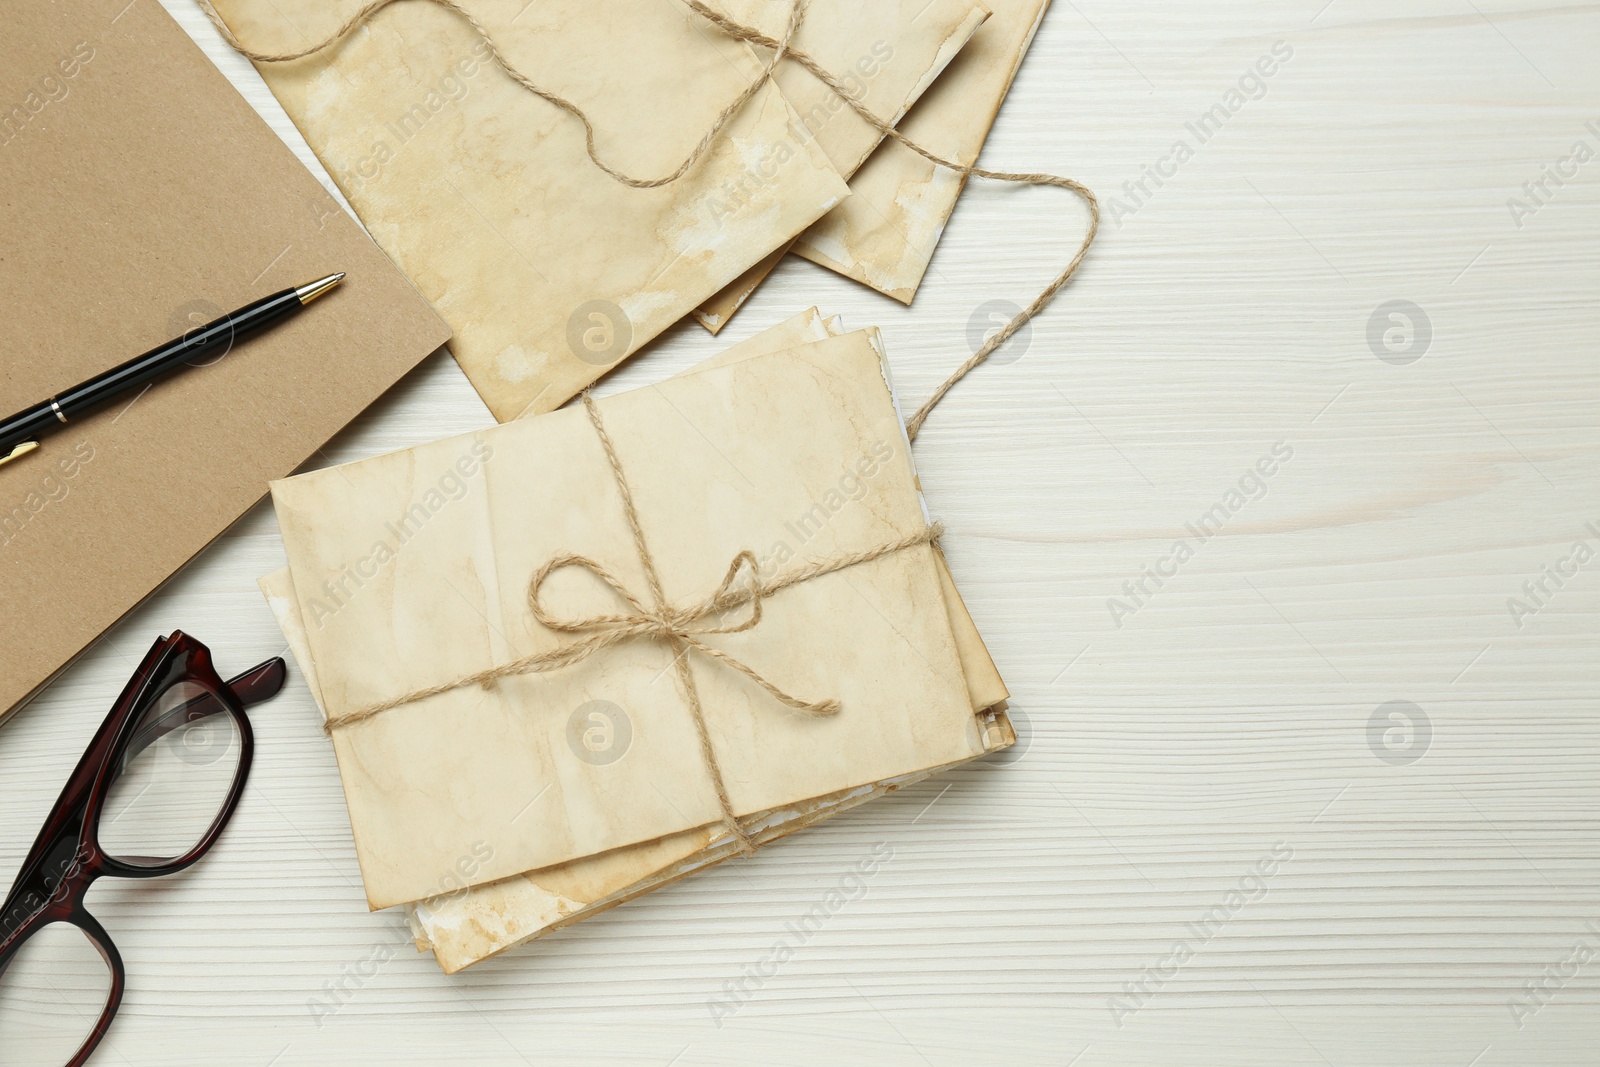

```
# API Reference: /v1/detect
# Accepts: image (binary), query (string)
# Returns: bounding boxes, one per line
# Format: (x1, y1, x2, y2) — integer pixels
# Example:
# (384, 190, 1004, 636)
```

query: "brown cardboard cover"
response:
(0, 0, 452, 723)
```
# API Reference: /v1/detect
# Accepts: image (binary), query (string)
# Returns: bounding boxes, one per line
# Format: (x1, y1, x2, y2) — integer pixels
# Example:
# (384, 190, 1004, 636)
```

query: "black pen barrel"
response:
(0, 402, 61, 454)
(54, 288, 301, 417)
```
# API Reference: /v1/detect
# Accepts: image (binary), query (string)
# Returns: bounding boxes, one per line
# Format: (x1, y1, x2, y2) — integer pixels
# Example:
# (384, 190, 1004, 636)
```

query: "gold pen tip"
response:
(295, 272, 346, 305)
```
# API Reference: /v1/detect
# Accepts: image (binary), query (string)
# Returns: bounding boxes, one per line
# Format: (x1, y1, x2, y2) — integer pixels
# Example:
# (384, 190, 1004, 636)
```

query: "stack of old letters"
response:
(262, 311, 1014, 971)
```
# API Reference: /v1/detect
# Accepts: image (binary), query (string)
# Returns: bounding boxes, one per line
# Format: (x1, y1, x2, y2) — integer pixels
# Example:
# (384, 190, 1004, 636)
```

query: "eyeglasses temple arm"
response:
(227, 658, 289, 708)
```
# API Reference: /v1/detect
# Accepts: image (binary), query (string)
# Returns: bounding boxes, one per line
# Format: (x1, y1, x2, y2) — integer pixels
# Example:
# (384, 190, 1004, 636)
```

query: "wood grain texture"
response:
(1, 0, 1595, 1063)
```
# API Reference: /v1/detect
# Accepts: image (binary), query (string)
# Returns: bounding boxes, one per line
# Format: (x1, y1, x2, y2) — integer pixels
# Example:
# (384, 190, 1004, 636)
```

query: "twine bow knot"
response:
(524, 546, 840, 718)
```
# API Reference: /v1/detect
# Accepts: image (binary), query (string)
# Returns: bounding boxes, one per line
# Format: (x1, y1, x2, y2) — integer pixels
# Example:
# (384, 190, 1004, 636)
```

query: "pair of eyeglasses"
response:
(0, 632, 286, 1066)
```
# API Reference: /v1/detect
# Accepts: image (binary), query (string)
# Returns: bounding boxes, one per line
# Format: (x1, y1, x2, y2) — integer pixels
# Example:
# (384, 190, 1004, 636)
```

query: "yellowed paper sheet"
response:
(271, 329, 990, 909)
(795, 0, 1052, 302)
(692, 0, 990, 332)
(693, 244, 792, 334)
(207, 0, 849, 420)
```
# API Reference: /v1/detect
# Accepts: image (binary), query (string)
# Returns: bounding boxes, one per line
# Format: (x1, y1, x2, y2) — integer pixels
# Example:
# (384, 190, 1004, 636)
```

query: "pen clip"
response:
(0, 441, 40, 469)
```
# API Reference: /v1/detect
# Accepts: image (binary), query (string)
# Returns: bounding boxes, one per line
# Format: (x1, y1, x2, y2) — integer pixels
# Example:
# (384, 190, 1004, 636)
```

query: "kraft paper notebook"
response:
(262, 310, 1012, 971)
(0, 0, 451, 725)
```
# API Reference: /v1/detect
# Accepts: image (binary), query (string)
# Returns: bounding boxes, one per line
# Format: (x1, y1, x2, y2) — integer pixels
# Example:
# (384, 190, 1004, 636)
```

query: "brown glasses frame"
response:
(0, 631, 286, 1067)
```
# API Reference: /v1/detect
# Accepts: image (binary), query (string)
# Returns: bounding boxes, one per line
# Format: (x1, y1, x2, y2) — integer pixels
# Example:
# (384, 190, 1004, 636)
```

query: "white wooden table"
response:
(3, 1, 1597, 1062)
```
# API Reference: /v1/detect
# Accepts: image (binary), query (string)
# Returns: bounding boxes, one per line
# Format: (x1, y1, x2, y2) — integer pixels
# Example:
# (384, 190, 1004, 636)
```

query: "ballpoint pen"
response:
(0, 272, 345, 469)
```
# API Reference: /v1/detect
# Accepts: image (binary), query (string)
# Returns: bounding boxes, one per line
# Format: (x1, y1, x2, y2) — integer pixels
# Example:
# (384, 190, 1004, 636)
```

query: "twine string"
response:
(197, 0, 804, 190)
(210, 0, 1089, 850)
(681, 0, 1100, 438)
(196, 0, 1098, 437)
